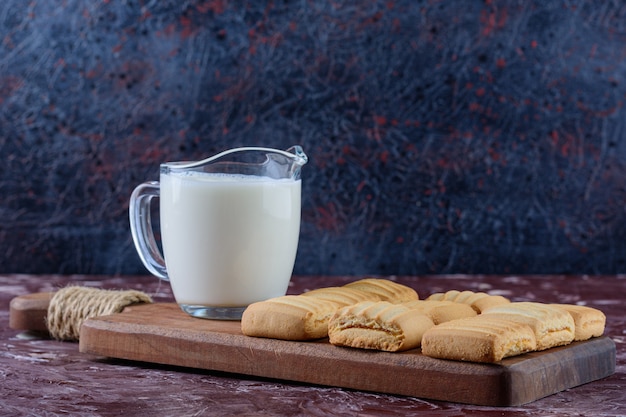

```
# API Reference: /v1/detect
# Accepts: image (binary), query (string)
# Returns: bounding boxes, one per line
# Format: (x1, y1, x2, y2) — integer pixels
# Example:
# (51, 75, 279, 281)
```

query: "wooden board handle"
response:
(9, 291, 150, 335)
(9, 292, 54, 332)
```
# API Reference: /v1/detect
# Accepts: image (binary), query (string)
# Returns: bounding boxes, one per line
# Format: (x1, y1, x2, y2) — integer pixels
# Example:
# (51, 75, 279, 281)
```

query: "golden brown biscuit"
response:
(421, 315, 537, 363)
(302, 286, 380, 306)
(343, 278, 418, 303)
(402, 300, 477, 324)
(550, 304, 606, 341)
(328, 301, 434, 352)
(426, 290, 510, 313)
(241, 295, 339, 340)
(481, 302, 575, 350)
(472, 294, 511, 313)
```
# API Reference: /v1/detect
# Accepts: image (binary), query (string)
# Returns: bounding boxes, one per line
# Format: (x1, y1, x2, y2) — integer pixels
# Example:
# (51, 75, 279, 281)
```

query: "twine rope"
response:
(46, 286, 153, 341)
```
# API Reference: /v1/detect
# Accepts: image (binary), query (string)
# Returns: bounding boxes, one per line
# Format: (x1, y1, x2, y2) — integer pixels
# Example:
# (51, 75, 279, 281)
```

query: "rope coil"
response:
(46, 286, 153, 341)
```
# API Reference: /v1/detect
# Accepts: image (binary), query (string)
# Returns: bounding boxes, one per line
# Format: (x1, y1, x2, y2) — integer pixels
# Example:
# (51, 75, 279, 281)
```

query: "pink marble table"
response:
(1, 274, 624, 416)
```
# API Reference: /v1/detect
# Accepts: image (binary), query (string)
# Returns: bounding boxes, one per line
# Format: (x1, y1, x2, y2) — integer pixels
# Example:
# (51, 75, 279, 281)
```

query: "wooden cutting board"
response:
(73, 302, 615, 407)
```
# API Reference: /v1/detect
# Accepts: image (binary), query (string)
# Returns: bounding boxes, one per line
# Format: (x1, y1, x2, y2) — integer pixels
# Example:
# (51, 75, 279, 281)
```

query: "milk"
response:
(160, 171, 301, 307)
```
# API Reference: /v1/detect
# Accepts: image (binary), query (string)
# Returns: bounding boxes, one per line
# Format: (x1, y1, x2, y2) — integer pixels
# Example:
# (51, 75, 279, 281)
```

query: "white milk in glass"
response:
(160, 171, 301, 307)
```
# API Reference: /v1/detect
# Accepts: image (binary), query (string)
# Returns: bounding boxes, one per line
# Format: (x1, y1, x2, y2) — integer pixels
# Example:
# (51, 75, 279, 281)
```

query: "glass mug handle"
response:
(129, 181, 169, 281)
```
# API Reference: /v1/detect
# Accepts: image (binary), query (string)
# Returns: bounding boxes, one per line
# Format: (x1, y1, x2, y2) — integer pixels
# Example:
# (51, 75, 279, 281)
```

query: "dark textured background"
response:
(2, 1, 626, 275)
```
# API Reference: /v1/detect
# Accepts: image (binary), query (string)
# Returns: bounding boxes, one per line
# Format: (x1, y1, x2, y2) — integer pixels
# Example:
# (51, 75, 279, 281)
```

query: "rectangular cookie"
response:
(328, 301, 434, 352)
(481, 302, 575, 350)
(302, 286, 380, 306)
(241, 295, 339, 340)
(551, 304, 606, 341)
(421, 315, 537, 363)
(343, 278, 419, 303)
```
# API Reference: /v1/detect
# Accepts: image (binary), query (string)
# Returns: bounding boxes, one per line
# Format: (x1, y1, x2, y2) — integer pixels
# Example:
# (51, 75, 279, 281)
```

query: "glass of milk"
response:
(129, 146, 308, 320)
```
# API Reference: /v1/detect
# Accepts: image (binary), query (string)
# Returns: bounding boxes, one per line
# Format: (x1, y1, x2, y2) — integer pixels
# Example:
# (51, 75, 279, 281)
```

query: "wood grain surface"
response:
(76, 303, 616, 407)
(9, 291, 53, 332)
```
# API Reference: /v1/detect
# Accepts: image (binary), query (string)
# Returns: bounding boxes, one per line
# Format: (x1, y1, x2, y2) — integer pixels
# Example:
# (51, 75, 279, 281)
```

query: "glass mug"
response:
(129, 146, 308, 320)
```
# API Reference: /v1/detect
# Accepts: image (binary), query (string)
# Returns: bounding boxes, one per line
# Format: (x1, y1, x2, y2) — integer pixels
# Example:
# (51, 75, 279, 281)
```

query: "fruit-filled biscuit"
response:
(481, 302, 575, 350)
(328, 301, 434, 352)
(550, 304, 606, 341)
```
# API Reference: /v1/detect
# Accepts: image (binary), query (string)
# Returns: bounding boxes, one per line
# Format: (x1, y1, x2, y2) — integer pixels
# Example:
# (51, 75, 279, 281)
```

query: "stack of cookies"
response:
(241, 278, 418, 341)
(241, 279, 606, 363)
